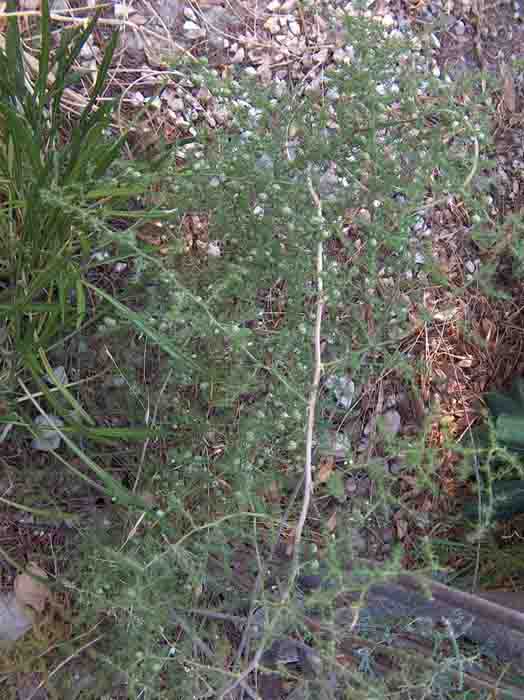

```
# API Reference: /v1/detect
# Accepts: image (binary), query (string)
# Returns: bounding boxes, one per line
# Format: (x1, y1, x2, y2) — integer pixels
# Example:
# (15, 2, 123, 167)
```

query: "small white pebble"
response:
(455, 19, 466, 35)
(183, 20, 206, 39)
(114, 3, 134, 19)
(231, 47, 245, 63)
(183, 6, 197, 20)
(332, 47, 346, 64)
(207, 241, 222, 258)
(289, 20, 301, 35)
(264, 15, 280, 33)
(129, 91, 145, 107)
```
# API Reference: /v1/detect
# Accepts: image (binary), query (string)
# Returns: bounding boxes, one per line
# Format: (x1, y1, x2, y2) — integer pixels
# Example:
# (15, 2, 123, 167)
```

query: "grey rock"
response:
(31, 415, 64, 451)
(325, 374, 355, 409)
(255, 153, 274, 170)
(44, 365, 67, 386)
(262, 638, 321, 676)
(388, 458, 405, 475)
(0, 593, 32, 641)
(345, 477, 358, 494)
(381, 410, 401, 437)
(350, 528, 367, 554)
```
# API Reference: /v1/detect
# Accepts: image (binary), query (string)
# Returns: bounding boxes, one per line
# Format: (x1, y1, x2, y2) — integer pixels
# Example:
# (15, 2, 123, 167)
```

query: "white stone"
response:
(454, 20, 466, 35)
(114, 3, 135, 19)
(207, 241, 222, 258)
(264, 16, 280, 33)
(183, 20, 206, 39)
(164, 93, 184, 111)
(333, 48, 346, 64)
(273, 80, 286, 98)
(129, 91, 145, 107)
(183, 6, 197, 20)
(381, 14, 396, 27)
(313, 48, 328, 63)
(231, 47, 245, 63)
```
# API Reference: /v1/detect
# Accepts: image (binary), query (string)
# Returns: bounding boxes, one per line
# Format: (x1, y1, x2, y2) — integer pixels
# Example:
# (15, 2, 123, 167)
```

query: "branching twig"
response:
(26, 634, 104, 700)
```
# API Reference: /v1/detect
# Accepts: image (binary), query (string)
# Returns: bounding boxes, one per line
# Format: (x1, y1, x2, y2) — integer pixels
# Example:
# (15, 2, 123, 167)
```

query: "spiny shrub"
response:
(67, 14, 508, 700)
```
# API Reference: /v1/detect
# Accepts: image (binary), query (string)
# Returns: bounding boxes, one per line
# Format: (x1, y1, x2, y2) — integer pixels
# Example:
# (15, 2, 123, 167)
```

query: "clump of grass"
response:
(0, 0, 169, 509)
(0, 0, 160, 377)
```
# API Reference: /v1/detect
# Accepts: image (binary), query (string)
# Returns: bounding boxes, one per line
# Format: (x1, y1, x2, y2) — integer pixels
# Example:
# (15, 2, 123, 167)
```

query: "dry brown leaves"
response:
(14, 562, 50, 613)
